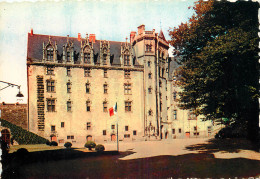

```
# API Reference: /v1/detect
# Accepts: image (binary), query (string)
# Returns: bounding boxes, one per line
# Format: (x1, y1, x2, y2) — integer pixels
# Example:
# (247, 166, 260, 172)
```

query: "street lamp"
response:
(0, 81, 24, 98)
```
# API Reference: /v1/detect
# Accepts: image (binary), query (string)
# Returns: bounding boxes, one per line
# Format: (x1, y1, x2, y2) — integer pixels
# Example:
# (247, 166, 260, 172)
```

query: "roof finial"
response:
(67, 35, 69, 43)
(126, 37, 128, 43)
(86, 33, 88, 40)
(49, 35, 51, 42)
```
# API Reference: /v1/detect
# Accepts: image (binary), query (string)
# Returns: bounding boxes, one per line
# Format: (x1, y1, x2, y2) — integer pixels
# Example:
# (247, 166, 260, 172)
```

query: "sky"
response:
(0, 0, 196, 103)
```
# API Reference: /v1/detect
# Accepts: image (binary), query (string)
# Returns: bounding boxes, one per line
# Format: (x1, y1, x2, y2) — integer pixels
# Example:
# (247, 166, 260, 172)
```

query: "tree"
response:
(169, 0, 259, 141)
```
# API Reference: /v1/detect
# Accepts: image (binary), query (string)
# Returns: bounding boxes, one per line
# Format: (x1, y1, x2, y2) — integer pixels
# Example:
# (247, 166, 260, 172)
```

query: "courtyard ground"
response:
(3, 138, 260, 178)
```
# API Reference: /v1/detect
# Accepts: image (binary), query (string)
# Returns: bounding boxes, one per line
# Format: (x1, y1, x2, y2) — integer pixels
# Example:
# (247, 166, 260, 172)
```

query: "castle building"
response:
(27, 25, 215, 144)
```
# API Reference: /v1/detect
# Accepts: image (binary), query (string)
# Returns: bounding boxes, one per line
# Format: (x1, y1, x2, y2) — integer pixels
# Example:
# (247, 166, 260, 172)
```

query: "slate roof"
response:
(27, 33, 131, 65)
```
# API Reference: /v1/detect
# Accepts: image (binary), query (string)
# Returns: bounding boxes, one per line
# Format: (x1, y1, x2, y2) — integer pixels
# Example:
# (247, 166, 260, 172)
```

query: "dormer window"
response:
(124, 54, 130, 66)
(84, 53, 91, 64)
(47, 47, 54, 61)
(67, 51, 71, 62)
(103, 54, 107, 65)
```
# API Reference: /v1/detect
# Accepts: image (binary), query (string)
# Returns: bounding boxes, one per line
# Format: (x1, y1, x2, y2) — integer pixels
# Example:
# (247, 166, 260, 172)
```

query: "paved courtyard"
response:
(5, 138, 260, 178)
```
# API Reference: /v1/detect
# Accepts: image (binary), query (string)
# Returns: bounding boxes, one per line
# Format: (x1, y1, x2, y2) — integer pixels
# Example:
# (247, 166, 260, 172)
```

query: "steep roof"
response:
(159, 29, 167, 42)
(27, 34, 130, 65)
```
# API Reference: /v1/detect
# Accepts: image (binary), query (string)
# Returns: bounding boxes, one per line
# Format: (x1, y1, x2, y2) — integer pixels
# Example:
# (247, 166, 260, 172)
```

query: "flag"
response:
(109, 102, 117, 117)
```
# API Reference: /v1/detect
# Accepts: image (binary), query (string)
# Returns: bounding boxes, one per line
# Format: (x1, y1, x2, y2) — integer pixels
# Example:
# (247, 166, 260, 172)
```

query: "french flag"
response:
(109, 102, 117, 117)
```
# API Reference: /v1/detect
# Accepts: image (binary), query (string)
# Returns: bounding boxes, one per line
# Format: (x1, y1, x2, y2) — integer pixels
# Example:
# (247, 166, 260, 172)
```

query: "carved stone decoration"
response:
(43, 36, 58, 63)
(63, 35, 74, 64)
(81, 33, 94, 65)
(121, 38, 132, 67)
(100, 40, 110, 66)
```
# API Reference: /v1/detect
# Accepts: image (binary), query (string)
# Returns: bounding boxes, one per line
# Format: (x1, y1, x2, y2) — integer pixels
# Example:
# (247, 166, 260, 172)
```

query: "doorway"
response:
(111, 134, 116, 141)
(1, 129, 10, 145)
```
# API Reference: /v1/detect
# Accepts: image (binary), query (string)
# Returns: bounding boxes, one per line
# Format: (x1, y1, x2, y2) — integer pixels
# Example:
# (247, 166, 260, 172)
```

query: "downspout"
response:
(143, 37, 146, 137)
(155, 35, 159, 137)
(27, 64, 30, 131)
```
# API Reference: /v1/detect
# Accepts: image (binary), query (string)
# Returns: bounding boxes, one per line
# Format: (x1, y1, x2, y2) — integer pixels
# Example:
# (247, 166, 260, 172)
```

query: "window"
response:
(47, 47, 54, 61)
(61, 122, 65, 128)
(159, 93, 162, 100)
(162, 68, 165, 78)
(148, 109, 152, 116)
(86, 83, 90, 94)
(84, 53, 91, 64)
(173, 110, 177, 120)
(67, 101, 72, 112)
(148, 73, 152, 79)
(160, 102, 162, 112)
(179, 128, 182, 133)
(146, 45, 152, 52)
(86, 101, 91, 112)
(104, 69, 108, 78)
(172, 129, 175, 134)
(124, 70, 130, 79)
(148, 87, 152, 94)
(173, 92, 177, 100)
(124, 134, 130, 138)
(125, 126, 129, 131)
(133, 130, 137, 135)
(103, 54, 107, 65)
(46, 80, 55, 92)
(67, 82, 71, 93)
(84, 68, 91, 77)
(47, 66, 54, 75)
(188, 110, 196, 120)
(148, 61, 151, 67)
(111, 125, 115, 129)
(67, 51, 70, 62)
(103, 101, 108, 112)
(104, 84, 108, 94)
(67, 67, 71, 76)
(51, 125, 55, 132)
(67, 135, 74, 139)
(47, 99, 55, 112)
(124, 83, 132, 94)
(87, 122, 91, 130)
(194, 126, 197, 131)
(103, 130, 107, 136)
(125, 101, 132, 112)
(124, 55, 130, 66)
(159, 80, 162, 87)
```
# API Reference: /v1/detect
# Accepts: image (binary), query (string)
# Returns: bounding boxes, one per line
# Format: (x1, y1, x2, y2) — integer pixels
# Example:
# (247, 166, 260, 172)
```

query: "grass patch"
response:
(9, 144, 62, 153)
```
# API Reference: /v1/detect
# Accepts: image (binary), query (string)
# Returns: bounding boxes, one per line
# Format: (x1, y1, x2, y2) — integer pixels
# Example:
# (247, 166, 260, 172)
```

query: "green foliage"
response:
(95, 144, 105, 152)
(169, 1, 259, 122)
(84, 141, 96, 150)
(64, 142, 72, 148)
(50, 141, 58, 146)
(0, 118, 48, 144)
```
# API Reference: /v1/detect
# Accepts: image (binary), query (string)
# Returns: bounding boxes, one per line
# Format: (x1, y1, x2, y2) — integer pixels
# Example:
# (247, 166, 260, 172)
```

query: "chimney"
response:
(30, 28, 33, 36)
(130, 31, 136, 43)
(89, 34, 96, 43)
(137, 24, 145, 35)
(78, 33, 81, 41)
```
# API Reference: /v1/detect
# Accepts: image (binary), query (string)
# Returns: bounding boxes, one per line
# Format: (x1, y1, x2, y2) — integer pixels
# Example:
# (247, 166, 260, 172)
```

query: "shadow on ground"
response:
(185, 138, 257, 153)
(2, 148, 135, 179)
(2, 147, 260, 178)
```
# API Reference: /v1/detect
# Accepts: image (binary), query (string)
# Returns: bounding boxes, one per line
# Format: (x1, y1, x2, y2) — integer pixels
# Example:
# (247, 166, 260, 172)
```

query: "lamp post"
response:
(0, 81, 24, 100)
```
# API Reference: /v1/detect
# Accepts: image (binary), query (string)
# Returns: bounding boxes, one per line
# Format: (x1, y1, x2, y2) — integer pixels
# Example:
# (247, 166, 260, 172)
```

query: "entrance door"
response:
(185, 132, 190, 138)
(165, 132, 168, 139)
(51, 136, 57, 142)
(1, 129, 10, 145)
(111, 134, 116, 141)
(87, 135, 92, 142)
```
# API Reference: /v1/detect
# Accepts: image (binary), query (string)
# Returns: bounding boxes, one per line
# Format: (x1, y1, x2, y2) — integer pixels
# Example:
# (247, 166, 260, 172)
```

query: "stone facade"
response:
(27, 25, 217, 144)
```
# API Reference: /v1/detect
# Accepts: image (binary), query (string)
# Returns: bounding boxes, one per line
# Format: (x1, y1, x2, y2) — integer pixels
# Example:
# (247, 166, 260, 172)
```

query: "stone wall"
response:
(0, 102, 27, 130)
